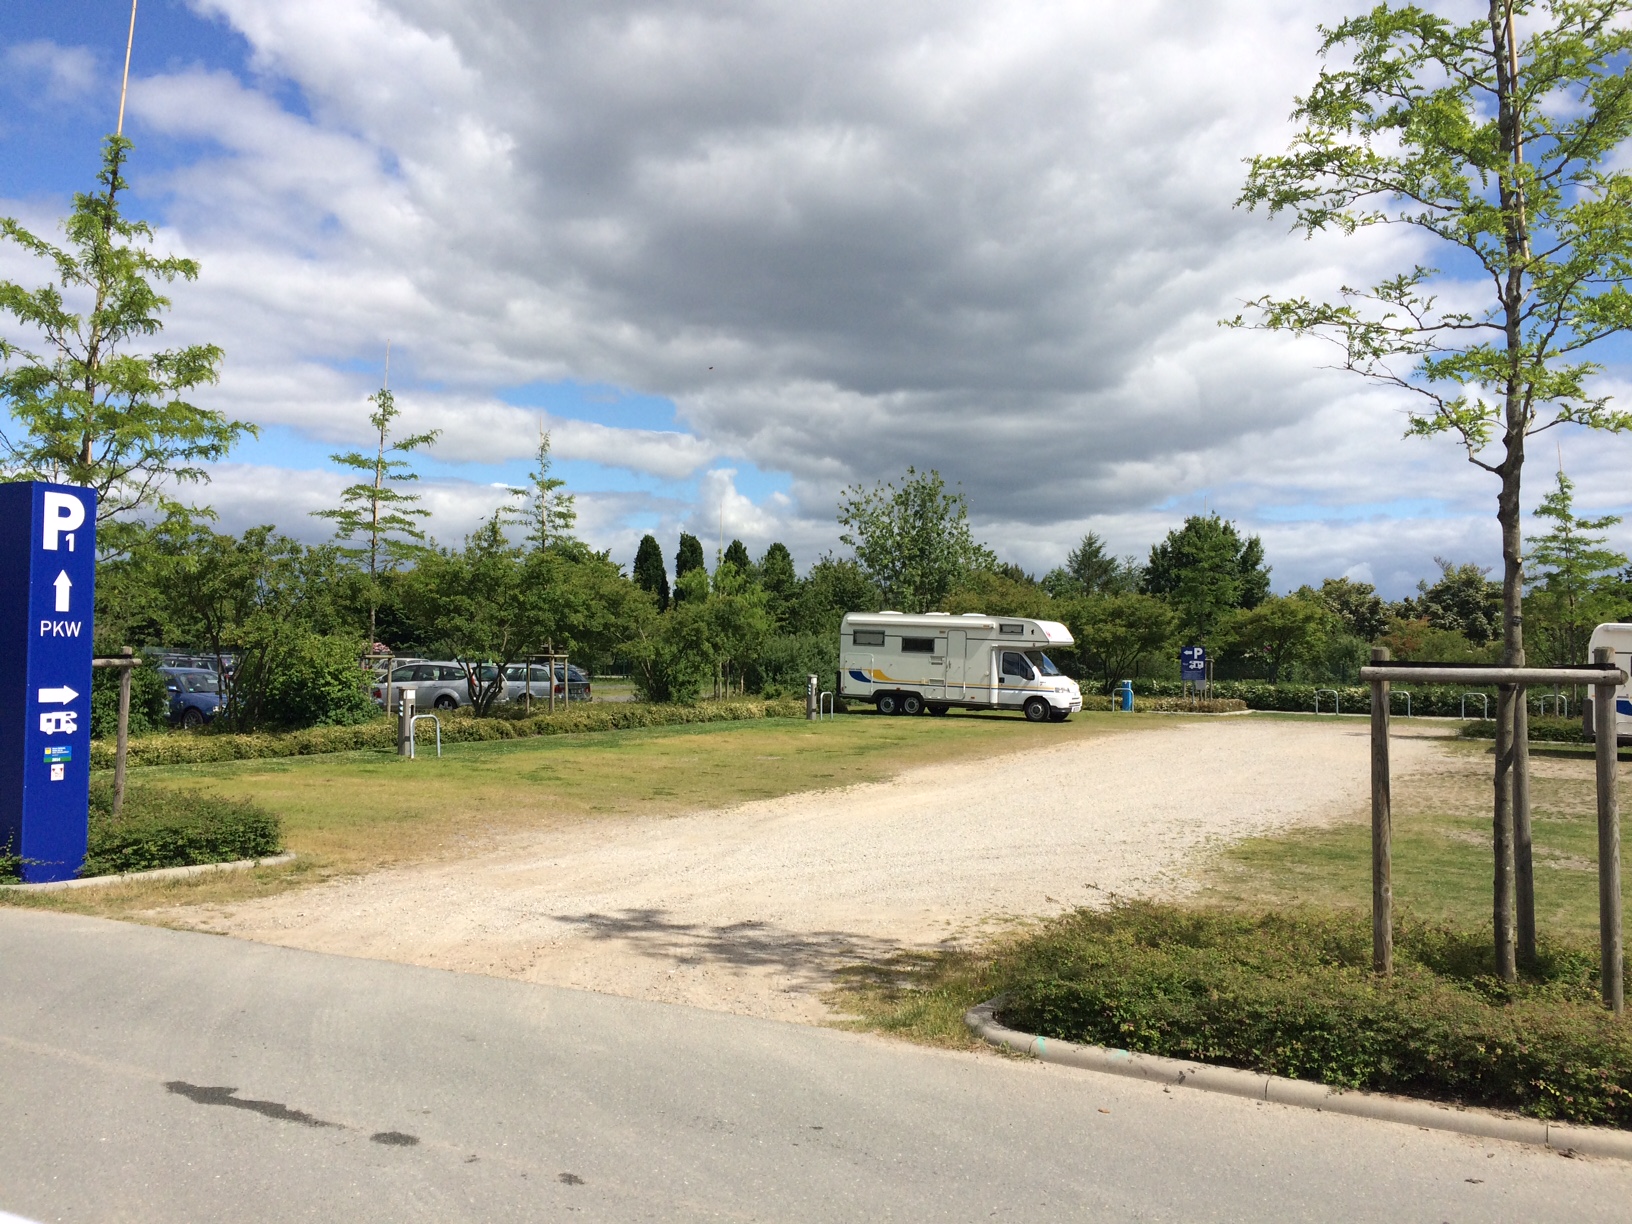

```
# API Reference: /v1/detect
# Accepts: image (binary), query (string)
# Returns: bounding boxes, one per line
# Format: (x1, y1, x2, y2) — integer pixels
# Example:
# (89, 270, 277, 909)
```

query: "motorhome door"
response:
(944, 631, 966, 696)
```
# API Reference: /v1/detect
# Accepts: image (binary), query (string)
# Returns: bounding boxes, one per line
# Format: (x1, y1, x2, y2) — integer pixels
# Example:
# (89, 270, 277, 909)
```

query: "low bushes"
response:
(90, 698, 807, 769)
(1130, 679, 1496, 717)
(995, 903, 1632, 1128)
(1460, 715, 1589, 744)
(1079, 694, 1246, 714)
(75, 778, 284, 877)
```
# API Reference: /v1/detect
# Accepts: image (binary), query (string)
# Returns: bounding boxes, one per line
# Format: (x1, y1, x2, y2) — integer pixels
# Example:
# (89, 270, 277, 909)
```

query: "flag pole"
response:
(116, 0, 139, 136)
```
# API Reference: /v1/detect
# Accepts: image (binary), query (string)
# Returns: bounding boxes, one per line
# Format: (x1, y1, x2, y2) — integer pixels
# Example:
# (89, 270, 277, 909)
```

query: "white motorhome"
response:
(1585, 623, 1632, 742)
(838, 612, 1083, 721)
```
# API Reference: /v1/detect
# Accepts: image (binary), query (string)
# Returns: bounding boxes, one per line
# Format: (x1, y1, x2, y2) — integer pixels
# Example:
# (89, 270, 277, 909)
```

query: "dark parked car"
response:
(160, 667, 221, 728)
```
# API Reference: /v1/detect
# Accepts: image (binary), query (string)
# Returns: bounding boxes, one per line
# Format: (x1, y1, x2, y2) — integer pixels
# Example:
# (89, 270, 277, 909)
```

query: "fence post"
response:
(1514, 679, 1536, 971)
(1594, 646, 1624, 1014)
(1370, 646, 1392, 975)
(1493, 683, 1518, 983)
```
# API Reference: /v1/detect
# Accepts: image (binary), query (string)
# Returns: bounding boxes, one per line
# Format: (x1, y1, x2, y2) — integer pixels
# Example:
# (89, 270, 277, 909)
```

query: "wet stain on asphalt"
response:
(559, 1173, 585, 1185)
(371, 1131, 421, 1146)
(165, 1081, 340, 1129)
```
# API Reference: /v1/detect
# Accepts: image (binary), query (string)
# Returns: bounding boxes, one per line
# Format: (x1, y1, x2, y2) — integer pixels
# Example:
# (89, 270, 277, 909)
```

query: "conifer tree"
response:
(633, 533, 670, 611)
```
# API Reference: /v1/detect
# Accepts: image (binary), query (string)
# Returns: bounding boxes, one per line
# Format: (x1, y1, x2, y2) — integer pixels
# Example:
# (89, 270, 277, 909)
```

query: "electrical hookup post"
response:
(0, 482, 96, 882)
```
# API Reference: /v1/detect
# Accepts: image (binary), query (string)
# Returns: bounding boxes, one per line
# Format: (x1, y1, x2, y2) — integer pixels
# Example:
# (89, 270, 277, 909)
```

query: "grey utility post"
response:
(1368, 647, 1392, 974)
(1594, 646, 1624, 1014)
(806, 674, 819, 721)
(397, 688, 416, 757)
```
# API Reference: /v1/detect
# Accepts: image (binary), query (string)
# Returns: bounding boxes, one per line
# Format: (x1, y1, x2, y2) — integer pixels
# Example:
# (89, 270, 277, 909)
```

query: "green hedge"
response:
(1459, 716, 1590, 744)
(79, 778, 283, 877)
(91, 698, 808, 769)
(997, 903, 1632, 1128)
(1079, 694, 1246, 714)
(1130, 679, 1499, 717)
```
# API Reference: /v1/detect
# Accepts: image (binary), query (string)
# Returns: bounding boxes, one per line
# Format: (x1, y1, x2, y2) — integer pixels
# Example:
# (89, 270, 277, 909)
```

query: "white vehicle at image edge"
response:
(838, 611, 1082, 722)
(1583, 623, 1632, 743)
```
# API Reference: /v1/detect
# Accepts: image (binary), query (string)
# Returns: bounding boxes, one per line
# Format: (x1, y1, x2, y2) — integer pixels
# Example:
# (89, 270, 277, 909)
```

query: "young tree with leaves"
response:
(837, 467, 995, 612)
(1525, 469, 1626, 667)
(0, 136, 251, 547)
(1223, 593, 1335, 683)
(633, 533, 670, 611)
(1062, 593, 1180, 694)
(313, 385, 440, 645)
(1141, 515, 1270, 644)
(506, 428, 577, 551)
(1234, 0, 1632, 980)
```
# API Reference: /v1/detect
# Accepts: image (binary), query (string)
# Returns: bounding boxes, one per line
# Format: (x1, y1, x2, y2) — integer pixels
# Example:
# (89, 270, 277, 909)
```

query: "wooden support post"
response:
(114, 646, 133, 818)
(1370, 646, 1393, 975)
(1493, 683, 1518, 983)
(1594, 646, 1624, 1015)
(1514, 685, 1536, 970)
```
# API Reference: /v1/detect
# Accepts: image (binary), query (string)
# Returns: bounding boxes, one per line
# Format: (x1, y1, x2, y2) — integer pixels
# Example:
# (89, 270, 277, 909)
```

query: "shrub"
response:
(89, 662, 170, 738)
(261, 632, 377, 729)
(80, 777, 283, 877)
(996, 903, 1632, 1128)
(90, 699, 807, 770)
(1459, 716, 1589, 744)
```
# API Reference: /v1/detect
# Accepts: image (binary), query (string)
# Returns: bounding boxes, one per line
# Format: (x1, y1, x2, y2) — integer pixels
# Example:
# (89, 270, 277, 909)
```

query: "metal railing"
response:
(407, 713, 442, 759)
(1460, 693, 1490, 719)
(1314, 688, 1341, 715)
(1535, 693, 1570, 718)
(819, 692, 835, 720)
(1390, 690, 1411, 718)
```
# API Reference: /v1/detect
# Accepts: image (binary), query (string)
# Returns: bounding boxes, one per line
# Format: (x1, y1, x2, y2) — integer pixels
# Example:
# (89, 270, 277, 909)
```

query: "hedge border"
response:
(90, 699, 809, 770)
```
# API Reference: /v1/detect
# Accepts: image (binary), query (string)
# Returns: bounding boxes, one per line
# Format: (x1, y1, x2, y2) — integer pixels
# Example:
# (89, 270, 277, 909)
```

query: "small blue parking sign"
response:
(0, 481, 96, 882)
(1180, 645, 1207, 682)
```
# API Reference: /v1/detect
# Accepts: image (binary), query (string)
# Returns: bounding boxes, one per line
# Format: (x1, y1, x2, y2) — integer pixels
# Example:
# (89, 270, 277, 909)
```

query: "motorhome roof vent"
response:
(879, 610, 904, 615)
(961, 612, 986, 617)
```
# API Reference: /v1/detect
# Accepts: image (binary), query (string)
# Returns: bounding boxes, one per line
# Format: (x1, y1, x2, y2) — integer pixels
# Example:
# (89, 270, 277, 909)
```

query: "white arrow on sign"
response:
(53, 571, 71, 613)
(37, 686, 79, 705)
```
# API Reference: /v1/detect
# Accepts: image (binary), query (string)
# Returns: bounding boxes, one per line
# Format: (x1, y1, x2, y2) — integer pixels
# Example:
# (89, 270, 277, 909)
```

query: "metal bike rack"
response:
(1460, 693, 1490, 719)
(1390, 690, 1411, 718)
(1535, 693, 1569, 718)
(1314, 688, 1341, 715)
(819, 692, 835, 720)
(407, 713, 442, 759)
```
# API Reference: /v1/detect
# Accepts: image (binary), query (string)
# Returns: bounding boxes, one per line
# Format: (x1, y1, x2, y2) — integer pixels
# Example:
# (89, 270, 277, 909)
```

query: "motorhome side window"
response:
(901, 637, 935, 653)
(1001, 652, 1033, 679)
(999, 623, 1025, 636)
(852, 629, 885, 647)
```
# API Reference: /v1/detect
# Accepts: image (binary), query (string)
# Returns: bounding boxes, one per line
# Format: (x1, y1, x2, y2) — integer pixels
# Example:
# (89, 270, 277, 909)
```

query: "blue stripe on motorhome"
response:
(849, 669, 871, 683)
(1619, 698, 1632, 717)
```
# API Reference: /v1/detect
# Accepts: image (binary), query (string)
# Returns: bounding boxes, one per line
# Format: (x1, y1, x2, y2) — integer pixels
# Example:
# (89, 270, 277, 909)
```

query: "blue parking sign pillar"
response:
(0, 481, 97, 882)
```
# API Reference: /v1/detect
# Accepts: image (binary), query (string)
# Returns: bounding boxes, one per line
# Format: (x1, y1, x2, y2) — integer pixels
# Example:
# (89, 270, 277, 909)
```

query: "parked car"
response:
(503, 662, 592, 705)
(160, 667, 221, 729)
(371, 661, 499, 710)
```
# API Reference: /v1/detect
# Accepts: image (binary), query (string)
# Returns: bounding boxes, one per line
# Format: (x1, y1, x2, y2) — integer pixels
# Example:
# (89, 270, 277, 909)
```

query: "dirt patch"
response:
(166, 717, 1448, 1024)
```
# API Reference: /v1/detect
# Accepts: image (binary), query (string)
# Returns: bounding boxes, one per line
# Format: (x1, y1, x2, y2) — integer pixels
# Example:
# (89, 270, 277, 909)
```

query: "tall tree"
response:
(1311, 576, 1389, 642)
(506, 428, 576, 551)
(1223, 593, 1335, 683)
(1062, 593, 1180, 694)
(633, 533, 670, 611)
(0, 135, 251, 545)
(673, 532, 706, 602)
(758, 541, 798, 629)
(722, 538, 752, 573)
(1234, 1, 1632, 980)
(1525, 469, 1626, 666)
(837, 467, 995, 612)
(1141, 514, 1270, 643)
(312, 384, 440, 645)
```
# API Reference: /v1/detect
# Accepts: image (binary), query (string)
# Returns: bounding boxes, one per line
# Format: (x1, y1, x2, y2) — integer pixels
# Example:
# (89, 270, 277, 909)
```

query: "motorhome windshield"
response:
(1024, 651, 1061, 676)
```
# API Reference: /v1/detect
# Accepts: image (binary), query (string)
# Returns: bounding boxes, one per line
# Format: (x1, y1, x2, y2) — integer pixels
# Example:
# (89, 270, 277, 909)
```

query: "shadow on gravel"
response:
(553, 906, 916, 987)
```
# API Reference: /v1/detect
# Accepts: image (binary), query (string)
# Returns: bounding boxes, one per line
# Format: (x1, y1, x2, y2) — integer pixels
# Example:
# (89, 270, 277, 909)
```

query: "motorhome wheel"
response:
(876, 692, 900, 716)
(900, 693, 924, 716)
(1023, 697, 1049, 722)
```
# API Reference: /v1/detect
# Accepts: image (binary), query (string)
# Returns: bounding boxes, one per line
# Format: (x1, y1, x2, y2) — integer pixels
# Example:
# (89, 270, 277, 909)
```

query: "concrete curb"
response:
(965, 1000, 1632, 1162)
(3, 852, 296, 893)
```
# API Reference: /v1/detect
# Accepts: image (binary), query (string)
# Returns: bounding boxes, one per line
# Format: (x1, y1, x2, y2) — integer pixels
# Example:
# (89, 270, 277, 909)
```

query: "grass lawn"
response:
(2, 707, 1147, 918)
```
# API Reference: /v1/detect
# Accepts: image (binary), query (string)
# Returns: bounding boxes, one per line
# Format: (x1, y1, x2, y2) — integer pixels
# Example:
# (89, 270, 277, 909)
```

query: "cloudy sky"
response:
(3, 0, 1630, 595)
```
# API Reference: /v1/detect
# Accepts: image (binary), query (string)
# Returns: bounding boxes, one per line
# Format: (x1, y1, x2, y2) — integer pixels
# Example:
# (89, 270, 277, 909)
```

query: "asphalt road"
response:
(1, 909, 1629, 1223)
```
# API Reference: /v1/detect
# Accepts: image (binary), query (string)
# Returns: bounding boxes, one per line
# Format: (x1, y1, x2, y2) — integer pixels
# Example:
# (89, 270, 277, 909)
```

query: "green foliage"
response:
(87, 698, 805, 769)
(0, 136, 250, 534)
(787, 556, 879, 637)
(996, 903, 1632, 1127)
(1042, 533, 1142, 598)
(837, 467, 995, 612)
(88, 660, 169, 738)
(262, 633, 376, 728)
(1380, 615, 1498, 663)
(723, 538, 752, 572)
(634, 533, 670, 611)
(1060, 593, 1179, 693)
(1141, 515, 1269, 643)
(1234, 2, 1632, 664)
(673, 532, 706, 600)
(80, 777, 282, 877)
(1526, 469, 1627, 666)
(1397, 559, 1502, 645)
(504, 429, 576, 551)
(625, 601, 714, 703)
(1222, 593, 1334, 683)
(939, 569, 1053, 617)
(1311, 577, 1388, 642)
(1460, 715, 1590, 745)
(758, 542, 798, 629)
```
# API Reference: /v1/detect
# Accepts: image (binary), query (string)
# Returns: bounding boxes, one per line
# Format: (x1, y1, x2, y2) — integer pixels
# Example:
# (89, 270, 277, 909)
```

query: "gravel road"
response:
(182, 717, 1448, 1023)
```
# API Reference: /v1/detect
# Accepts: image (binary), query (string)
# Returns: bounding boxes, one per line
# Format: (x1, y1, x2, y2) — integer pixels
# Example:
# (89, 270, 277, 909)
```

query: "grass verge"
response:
(833, 901, 1632, 1128)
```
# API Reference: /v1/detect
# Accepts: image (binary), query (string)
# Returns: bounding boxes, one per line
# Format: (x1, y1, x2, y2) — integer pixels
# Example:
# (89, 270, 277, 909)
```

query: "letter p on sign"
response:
(42, 492, 85, 552)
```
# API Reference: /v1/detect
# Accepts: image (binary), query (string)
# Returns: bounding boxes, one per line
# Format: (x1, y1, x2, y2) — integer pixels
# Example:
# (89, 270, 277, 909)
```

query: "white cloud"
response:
(4, 0, 1629, 592)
